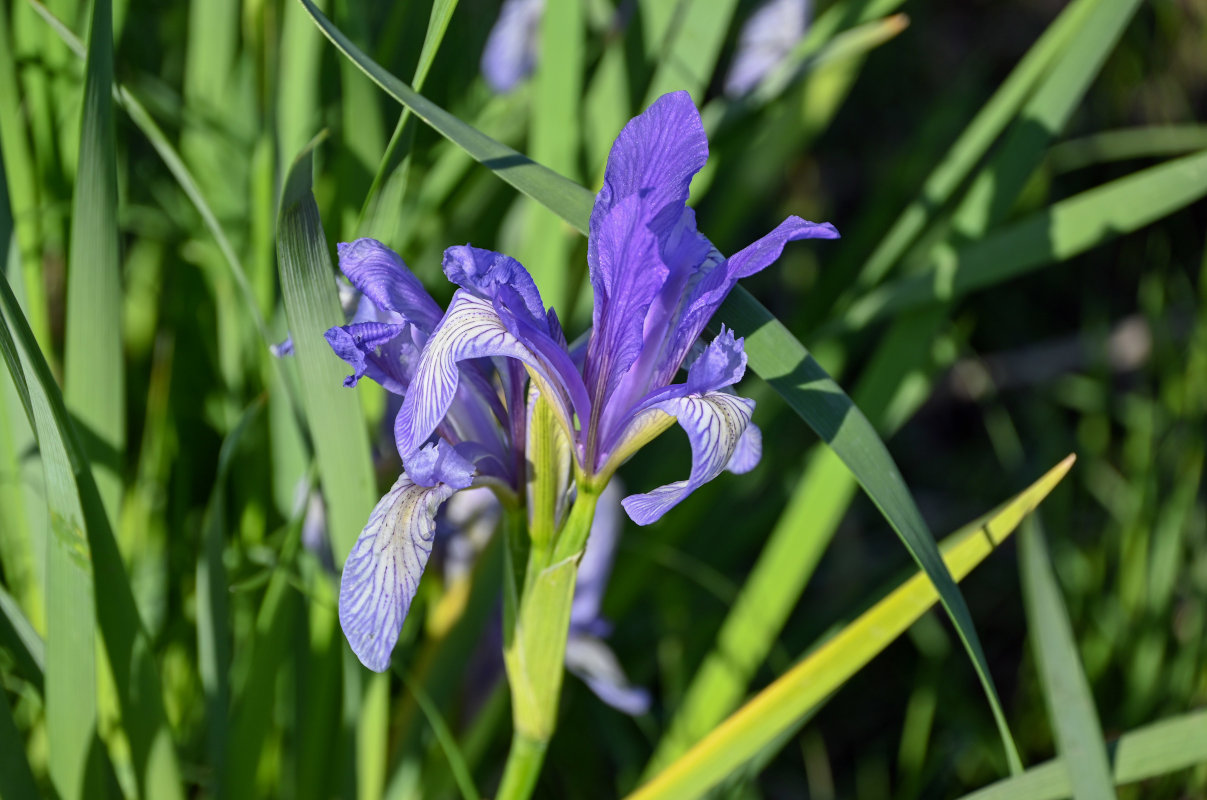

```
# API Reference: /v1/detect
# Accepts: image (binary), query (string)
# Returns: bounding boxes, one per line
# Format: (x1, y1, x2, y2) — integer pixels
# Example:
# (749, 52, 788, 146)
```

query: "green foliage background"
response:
(0, 0, 1205, 797)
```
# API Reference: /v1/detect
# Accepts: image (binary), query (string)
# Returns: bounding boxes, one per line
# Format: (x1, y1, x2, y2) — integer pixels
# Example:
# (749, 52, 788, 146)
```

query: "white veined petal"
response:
(619, 392, 755, 525)
(338, 474, 457, 672)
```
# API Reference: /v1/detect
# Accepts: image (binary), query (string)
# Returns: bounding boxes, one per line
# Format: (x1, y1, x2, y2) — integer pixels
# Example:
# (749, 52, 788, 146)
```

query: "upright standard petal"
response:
(585, 195, 670, 414)
(619, 391, 756, 525)
(591, 91, 708, 239)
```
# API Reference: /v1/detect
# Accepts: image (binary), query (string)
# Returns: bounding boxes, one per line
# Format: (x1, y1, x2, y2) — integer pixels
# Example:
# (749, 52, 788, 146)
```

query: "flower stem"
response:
(495, 733, 547, 800)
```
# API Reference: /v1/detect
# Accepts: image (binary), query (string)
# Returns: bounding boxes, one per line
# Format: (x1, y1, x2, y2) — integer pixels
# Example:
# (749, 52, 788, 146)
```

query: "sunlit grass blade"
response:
(1049, 125, 1207, 173)
(830, 148, 1207, 336)
(277, 136, 377, 567)
(642, 0, 738, 104)
(627, 456, 1077, 800)
(955, 709, 1207, 800)
(1018, 518, 1116, 799)
(298, 1, 1019, 765)
(836, 0, 1098, 294)
(399, 671, 482, 800)
(1, 246, 185, 800)
(63, 0, 122, 526)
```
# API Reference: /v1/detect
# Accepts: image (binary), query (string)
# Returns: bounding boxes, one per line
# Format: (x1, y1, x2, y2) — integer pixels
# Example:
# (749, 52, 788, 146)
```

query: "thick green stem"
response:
(495, 733, 548, 800)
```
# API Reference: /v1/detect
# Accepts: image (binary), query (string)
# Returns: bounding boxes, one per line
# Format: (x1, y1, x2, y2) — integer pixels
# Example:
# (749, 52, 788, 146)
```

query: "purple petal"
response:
(564, 635, 651, 716)
(339, 472, 459, 672)
(481, 0, 545, 93)
(405, 440, 476, 490)
(338, 238, 444, 331)
(619, 391, 756, 525)
(585, 194, 670, 410)
(685, 326, 748, 394)
(394, 291, 579, 460)
(724, 0, 812, 98)
(727, 420, 762, 474)
(442, 244, 547, 324)
(664, 216, 838, 380)
(591, 91, 708, 241)
(325, 322, 410, 392)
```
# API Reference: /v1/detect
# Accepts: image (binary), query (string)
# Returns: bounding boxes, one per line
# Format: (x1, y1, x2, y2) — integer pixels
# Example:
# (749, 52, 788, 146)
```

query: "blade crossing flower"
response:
(328, 90, 837, 674)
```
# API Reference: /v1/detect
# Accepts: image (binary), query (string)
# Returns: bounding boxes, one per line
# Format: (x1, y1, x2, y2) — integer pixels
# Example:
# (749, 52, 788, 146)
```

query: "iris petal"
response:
(619, 391, 755, 525)
(339, 469, 458, 672)
(325, 321, 409, 391)
(338, 238, 445, 331)
(394, 291, 578, 459)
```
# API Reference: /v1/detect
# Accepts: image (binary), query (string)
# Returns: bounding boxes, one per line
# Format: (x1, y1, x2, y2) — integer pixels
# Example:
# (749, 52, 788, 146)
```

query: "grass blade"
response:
(1019, 518, 1116, 799)
(0, 584, 45, 689)
(956, 710, 1207, 800)
(642, 0, 739, 105)
(297, 0, 1021, 765)
(63, 0, 122, 527)
(831, 148, 1207, 336)
(1049, 125, 1207, 173)
(627, 456, 1077, 800)
(277, 137, 377, 564)
(1, 242, 185, 800)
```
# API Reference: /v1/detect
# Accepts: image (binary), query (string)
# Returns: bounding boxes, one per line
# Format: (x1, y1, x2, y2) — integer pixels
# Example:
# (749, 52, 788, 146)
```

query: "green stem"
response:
(494, 733, 547, 800)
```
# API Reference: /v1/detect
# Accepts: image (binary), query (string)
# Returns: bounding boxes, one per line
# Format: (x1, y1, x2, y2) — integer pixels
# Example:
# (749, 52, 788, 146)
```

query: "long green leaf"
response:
(642, 0, 739, 105)
(295, 0, 1020, 766)
(956, 710, 1207, 800)
(1019, 519, 1116, 799)
(830, 148, 1207, 335)
(1, 241, 185, 800)
(63, 0, 122, 526)
(627, 456, 1076, 800)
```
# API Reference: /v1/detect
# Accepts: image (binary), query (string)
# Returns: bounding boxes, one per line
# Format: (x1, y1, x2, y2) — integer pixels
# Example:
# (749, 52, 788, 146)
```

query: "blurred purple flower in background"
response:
(725, 0, 813, 97)
(481, 0, 545, 93)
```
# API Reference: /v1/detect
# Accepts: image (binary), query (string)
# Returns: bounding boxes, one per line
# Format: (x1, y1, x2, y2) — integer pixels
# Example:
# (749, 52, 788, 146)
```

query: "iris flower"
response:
(331, 90, 836, 673)
(724, 0, 813, 97)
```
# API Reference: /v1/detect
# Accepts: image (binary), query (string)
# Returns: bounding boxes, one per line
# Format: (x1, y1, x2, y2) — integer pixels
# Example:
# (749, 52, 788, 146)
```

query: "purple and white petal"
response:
(395, 291, 578, 459)
(724, 0, 812, 98)
(338, 238, 445, 331)
(339, 470, 459, 672)
(726, 420, 762, 474)
(564, 635, 651, 716)
(481, 0, 545, 93)
(685, 326, 748, 395)
(443, 245, 547, 325)
(619, 391, 756, 525)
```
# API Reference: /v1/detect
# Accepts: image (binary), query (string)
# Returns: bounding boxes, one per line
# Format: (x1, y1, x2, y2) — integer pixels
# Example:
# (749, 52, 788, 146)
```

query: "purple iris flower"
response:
(724, 0, 813, 98)
(329, 91, 836, 674)
(394, 90, 837, 523)
(481, 0, 545, 93)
